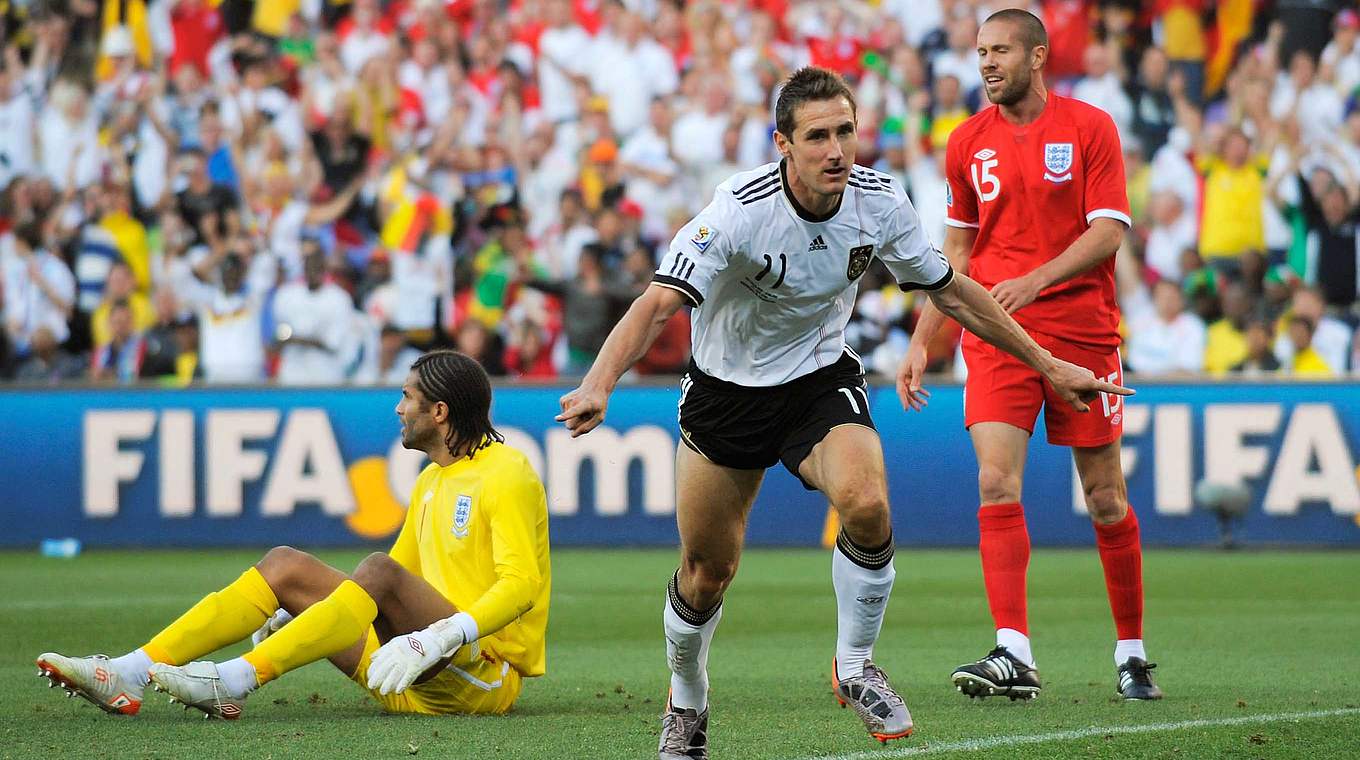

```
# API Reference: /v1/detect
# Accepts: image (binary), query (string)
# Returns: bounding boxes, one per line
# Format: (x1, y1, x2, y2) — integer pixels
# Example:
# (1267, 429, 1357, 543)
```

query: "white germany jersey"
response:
(653, 161, 953, 386)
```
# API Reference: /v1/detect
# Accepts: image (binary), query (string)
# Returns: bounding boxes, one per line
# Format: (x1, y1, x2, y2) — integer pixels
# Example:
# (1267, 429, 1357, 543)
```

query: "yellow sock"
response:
(142, 567, 279, 665)
(242, 580, 376, 686)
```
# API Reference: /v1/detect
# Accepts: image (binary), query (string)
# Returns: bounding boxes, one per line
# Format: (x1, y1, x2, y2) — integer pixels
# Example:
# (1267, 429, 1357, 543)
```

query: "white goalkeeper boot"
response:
(149, 662, 247, 719)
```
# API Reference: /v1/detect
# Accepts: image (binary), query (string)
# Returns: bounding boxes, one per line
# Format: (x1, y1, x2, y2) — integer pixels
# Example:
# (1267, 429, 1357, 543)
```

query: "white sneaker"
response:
(148, 662, 246, 720)
(36, 652, 143, 716)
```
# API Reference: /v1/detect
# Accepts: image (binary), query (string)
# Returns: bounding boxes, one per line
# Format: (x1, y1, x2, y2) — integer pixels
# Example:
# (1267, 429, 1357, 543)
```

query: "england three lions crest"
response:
(1043, 143, 1073, 183)
(847, 245, 873, 281)
(452, 494, 473, 538)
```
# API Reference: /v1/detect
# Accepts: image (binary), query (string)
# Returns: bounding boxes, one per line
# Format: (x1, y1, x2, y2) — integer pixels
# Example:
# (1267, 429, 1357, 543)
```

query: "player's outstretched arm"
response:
(557, 284, 688, 437)
(926, 273, 1132, 412)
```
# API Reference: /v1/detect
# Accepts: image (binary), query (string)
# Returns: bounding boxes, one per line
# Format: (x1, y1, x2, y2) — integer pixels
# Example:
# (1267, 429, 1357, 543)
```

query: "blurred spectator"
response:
(271, 248, 356, 385)
(167, 0, 224, 79)
(13, 326, 85, 384)
(1270, 49, 1343, 146)
(537, 0, 592, 126)
(1203, 281, 1253, 375)
(91, 299, 146, 383)
(353, 323, 422, 385)
(1142, 190, 1198, 282)
(1126, 47, 1178, 156)
(139, 289, 183, 380)
(309, 106, 372, 209)
(3, 223, 75, 356)
(926, 74, 970, 150)
(1041, 0, 1095, 82)
(1232, 317, 1283, 375)
(525, 243, 632, 375)
(1284, 315, 1335, 377)
(930, 15, 979, 97)
(1274, 287, 1352, 373)
(1196, 127, 1269, 272)
(1073, 43, 1133, 136)
(503, 317, 557, 379)
(1292, 148, 1360, 311)
(588, 11, 677, 139)
(671, 74, 731, 179)
(618, 98, 682, 239)
(0, 49, 38, 190)
(175, 147, 241, 247)
(1321, 10, 1360, 98)
(453, 317, 505, 376)
(1123, 279, 1207, 376)
(538, 188, 598, 282)
(91, 261, 154, 348)
(1157, 0, 1208, 104)
(39, 80, 101, 191)
(177, 241, 272, 383)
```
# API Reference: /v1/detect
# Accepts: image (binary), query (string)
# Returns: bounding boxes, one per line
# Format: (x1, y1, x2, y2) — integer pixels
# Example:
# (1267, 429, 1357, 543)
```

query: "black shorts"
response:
(677, 350, 876, 489)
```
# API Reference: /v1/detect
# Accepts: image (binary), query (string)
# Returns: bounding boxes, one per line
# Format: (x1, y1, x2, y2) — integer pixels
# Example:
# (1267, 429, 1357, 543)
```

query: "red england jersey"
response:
(944, 93, 1129, 350)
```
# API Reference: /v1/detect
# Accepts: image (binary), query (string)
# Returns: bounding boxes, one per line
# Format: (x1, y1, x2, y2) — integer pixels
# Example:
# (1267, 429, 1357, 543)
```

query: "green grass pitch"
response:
(4, 547, 1358, 759)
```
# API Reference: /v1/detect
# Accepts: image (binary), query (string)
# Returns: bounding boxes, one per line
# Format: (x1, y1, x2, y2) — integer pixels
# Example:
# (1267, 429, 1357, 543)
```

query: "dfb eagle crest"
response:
(847, 245, 873, 280)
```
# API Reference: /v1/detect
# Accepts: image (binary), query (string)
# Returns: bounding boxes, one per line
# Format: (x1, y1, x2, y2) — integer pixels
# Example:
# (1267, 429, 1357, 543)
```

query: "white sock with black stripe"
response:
(663, 570, 722, 712)
(832, 529, 896, 680)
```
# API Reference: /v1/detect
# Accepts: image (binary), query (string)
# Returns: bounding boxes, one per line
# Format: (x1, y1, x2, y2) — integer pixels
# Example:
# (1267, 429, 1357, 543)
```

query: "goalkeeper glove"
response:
(366, 613, 476, 695)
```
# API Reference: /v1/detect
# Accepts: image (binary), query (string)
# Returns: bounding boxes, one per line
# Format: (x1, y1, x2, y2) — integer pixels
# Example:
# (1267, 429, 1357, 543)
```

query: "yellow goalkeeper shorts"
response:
(350, 628, 521, 715)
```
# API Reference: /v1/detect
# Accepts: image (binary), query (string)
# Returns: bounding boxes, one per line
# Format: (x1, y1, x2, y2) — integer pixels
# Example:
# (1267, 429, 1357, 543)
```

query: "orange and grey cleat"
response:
(36, 652, 142, 716)
(833, 659, 914, 743)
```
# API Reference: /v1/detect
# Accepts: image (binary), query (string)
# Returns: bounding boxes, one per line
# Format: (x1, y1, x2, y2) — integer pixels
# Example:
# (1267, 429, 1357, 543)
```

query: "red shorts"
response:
(962, 330, 1124, 447)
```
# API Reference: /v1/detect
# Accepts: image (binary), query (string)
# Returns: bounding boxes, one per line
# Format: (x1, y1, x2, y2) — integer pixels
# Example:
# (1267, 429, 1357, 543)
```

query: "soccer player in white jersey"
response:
(557, 67, 1130, 758)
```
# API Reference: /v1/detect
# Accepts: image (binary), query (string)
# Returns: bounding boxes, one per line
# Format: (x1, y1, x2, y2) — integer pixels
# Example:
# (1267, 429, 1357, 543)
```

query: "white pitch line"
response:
(795, 707, 1360, 760)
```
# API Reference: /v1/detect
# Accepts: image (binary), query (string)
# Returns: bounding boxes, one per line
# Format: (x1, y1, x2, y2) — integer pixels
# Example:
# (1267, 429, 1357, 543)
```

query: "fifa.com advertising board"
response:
(0, 382, 1357, 548)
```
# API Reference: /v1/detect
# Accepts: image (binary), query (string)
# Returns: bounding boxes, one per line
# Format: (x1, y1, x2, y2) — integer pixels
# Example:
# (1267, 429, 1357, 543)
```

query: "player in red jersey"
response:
(899, 9, 1162, 701)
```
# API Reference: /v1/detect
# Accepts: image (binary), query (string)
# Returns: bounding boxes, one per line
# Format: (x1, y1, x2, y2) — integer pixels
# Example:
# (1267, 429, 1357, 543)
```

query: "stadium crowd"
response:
(0, 0, 1357, 385)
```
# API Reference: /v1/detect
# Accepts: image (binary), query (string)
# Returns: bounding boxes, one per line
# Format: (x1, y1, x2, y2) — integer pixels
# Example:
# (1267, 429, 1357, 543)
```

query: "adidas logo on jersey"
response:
(808, 235, 828, 252)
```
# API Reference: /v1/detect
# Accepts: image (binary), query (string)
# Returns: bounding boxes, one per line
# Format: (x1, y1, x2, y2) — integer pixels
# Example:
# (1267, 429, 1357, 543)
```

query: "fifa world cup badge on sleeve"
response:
(690, 226, 717, 254)
(847, 245, 873, 281)
(1043, 143, 1073, 183)
(452, 495, 473, 538)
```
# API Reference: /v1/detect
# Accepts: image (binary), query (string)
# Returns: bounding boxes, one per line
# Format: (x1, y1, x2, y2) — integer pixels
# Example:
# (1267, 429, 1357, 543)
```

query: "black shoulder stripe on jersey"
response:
(852, 166, 893, 183)
(898, 266, 955, 293)
(740, 185, 782, 205)
(734, 176, 779, 201)
(652, 274, 703, 306)
(848, 174, 887, 189)
(847, 180, 893, 194)
(731, 168, 780, 196)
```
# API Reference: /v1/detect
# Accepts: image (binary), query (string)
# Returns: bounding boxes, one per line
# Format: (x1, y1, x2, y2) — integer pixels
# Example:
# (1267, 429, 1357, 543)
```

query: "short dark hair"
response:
(984, 8, 1048, 53)
(14, 222, 43, 250)
(410, 350, 503, 459)
(775, 67, 857, 139)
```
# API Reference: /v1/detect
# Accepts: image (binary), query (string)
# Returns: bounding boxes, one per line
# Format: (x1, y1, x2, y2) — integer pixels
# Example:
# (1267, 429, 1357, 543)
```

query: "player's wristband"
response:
(428, 612, 479, 657)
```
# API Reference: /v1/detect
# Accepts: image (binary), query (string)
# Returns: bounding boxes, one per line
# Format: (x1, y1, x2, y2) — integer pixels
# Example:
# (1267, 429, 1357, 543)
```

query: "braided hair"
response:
(410, 350, 504, 459)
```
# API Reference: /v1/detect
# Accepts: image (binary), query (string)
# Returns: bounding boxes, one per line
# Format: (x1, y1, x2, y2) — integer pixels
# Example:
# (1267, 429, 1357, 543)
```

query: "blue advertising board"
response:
(0, 382, 1357, 548)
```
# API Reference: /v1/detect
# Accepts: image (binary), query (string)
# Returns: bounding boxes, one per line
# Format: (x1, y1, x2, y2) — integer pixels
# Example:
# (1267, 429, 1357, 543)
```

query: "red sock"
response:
(977, 503, 1030, 635)
(1093, 507, 1144, 640)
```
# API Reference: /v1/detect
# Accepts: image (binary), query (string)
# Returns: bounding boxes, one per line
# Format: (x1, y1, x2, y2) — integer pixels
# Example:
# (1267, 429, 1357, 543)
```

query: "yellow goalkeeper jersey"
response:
(388, 441, 551, 678)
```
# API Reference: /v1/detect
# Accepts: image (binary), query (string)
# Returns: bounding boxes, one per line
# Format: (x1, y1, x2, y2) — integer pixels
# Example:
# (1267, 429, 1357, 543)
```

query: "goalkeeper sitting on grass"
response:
(37, 351, 551, 718)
